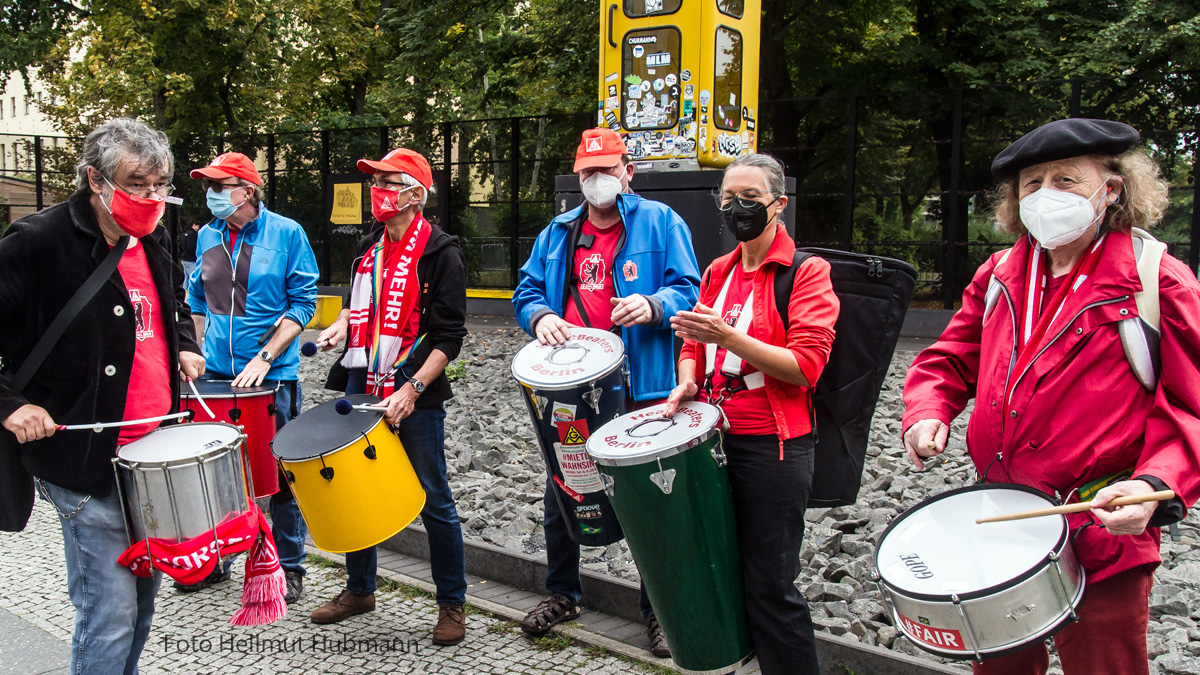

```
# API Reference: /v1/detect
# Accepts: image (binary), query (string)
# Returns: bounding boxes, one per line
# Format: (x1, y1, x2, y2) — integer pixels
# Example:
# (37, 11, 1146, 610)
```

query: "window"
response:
(713, 26, 743, 131)
(624, 0, 680, 17)
(10, 98, 14, 117)
(621, 27, 682, 131)
(716, 0, 744, 18)
(23, 96, 29, 115)
(12, 143, 18, 169)
(1, 152, 5, 171)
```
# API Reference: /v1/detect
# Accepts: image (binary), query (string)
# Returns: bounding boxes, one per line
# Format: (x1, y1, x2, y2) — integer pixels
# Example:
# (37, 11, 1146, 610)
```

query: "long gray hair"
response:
(74, 118, 173, 190)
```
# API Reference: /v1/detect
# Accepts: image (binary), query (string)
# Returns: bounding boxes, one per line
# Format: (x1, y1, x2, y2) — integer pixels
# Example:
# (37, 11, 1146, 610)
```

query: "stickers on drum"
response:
(510, 327, 625, 391)
(874, 484, 1085, 660)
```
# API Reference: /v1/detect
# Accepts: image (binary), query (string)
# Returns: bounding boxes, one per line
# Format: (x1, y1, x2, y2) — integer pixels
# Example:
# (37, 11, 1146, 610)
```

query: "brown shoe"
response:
(647, 614, 671, 658)
(521, 594, 579, 636)
(310, 589, 375, 624)
(432, 604, 466, 645)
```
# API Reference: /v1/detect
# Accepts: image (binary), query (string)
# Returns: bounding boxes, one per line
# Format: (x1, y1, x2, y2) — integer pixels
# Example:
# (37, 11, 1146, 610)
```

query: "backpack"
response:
(774, 248, 917, 507)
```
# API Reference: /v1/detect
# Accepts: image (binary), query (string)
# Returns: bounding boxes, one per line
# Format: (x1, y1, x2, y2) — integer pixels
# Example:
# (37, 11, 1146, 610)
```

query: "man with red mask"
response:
(313, 148, 470, 646)
(0, 117, 203, 674)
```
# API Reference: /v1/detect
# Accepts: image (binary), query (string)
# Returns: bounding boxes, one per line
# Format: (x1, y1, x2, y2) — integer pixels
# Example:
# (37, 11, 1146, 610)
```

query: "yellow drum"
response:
(271, 394, 425, 552)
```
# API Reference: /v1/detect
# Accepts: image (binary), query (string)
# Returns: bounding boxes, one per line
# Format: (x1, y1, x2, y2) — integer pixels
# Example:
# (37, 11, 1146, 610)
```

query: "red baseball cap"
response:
(190, 152, 262, 186)
(358, 148, 433, 189)
(573, 128, 626, 172)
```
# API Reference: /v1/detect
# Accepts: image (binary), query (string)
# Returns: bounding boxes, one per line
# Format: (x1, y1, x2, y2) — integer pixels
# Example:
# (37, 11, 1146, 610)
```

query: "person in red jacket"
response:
(663, 153, 840, 675)
(903, 118, 1200, 675)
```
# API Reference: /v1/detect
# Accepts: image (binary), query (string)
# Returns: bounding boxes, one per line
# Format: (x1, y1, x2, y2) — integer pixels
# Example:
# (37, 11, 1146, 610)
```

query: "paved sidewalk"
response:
(0, 502, 666, 675)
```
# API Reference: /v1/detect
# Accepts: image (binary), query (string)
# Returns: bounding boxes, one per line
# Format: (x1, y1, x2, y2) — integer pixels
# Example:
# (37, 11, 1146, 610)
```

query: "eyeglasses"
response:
(107, 175, 175, 200)
(713, 190, 774, 211)
(370, 179, 417, 193)
(208, 182, 247, 194)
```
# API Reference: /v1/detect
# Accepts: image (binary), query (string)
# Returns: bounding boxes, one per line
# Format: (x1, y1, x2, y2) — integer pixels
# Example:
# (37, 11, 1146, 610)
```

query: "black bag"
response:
(775, 248, 916, 507)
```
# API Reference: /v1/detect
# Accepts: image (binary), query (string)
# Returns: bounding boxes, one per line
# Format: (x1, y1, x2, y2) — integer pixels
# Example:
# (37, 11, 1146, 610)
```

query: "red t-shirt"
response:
(117, 240, 172, 444)
(564, 219, 623, 330)
(706, 265, 775, 435)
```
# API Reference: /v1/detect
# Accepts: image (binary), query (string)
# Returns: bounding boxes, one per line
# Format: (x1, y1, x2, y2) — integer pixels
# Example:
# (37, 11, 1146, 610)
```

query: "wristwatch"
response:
(258, 349, 275, 364)
(406, 376, 426, 394)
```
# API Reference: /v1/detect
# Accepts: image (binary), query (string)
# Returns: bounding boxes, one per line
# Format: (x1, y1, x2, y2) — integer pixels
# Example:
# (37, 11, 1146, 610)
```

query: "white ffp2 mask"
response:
(580, 173, 623, 208)
(1018, 182, 1110, 249)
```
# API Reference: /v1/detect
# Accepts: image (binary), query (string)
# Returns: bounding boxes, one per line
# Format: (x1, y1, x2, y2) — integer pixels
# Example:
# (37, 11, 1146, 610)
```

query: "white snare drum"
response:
(113, 423, 250, 547)
(874, 484, 1085, 660)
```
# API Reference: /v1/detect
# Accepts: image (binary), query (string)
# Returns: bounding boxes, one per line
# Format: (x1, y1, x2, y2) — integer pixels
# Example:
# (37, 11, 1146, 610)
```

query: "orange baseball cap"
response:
(358, 148, 433, 189)
(573, 128, 626, 172)
(190, 152, 262, 186)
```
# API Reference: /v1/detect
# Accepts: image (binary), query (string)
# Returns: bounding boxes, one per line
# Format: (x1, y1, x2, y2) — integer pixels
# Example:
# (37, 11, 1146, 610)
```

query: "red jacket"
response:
(904, 230, 1200, 582)
(680, 224, 839, 441)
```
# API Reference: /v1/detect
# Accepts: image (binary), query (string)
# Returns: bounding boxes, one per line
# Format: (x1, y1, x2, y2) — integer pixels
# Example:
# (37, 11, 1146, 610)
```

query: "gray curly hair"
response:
(74, 117, 173, 191)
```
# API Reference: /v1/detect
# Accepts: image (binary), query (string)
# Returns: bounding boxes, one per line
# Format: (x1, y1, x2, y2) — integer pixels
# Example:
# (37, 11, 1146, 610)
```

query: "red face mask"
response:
(370, 185, 417, 223)
(102, 178, 165, 238)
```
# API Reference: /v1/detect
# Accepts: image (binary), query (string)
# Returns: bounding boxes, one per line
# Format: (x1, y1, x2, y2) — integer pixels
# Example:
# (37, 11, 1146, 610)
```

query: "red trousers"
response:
(972, 564, 1155, 675)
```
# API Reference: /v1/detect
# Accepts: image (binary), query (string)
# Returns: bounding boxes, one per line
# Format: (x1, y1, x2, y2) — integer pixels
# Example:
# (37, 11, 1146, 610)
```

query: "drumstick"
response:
(976, 490, 1176, 524)
(333, 398, 387, 415)
(186, 376, 216, 419)
(57, 410, 194, 432)
(258, 315, 284, 345)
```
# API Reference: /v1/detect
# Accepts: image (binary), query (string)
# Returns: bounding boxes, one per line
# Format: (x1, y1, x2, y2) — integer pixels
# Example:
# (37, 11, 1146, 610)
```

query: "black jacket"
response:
(0, 189, 201, 496)
(325, 220, 467, 407)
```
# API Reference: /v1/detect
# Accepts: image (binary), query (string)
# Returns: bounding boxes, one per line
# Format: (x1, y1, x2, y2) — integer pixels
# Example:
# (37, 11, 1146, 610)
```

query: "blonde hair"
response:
(991, 148, 1170, 235)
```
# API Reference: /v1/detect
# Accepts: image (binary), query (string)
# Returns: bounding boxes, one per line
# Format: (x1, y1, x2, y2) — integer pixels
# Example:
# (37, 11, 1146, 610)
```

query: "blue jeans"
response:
(343, 370, 467, 605)
(267, 381, 308, 575)
(37, 479, 160, 675)
(543, 477, 654, 618)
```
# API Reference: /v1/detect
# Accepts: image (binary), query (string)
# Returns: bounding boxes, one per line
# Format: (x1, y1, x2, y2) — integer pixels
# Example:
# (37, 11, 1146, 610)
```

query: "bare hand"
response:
(1091, 480, 1159, 536)
(902, 418, 949, 470)
(670, 303, 731, 346)
(610, 295, 653, 327)
(661, 380, 698, 417)
(179, 351, 206, 381)
(3, 404, 57, 444)
(534, 313, 573, 346)
(383, 384, 419, 425)
(318, 320, 347, 351)
(232, 357, 271, 388)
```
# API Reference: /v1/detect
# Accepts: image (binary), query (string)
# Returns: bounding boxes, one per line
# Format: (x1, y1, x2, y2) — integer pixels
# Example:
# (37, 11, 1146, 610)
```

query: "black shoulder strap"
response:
(773, 250, 813, 331)
(565, 214, 593, 329)
(12, 236, 129, 392)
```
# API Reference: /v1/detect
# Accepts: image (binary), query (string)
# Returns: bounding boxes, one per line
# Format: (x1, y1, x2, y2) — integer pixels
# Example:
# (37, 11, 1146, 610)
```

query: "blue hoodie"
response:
(513, 193, 700, 401)
(187, 206, 320, 381)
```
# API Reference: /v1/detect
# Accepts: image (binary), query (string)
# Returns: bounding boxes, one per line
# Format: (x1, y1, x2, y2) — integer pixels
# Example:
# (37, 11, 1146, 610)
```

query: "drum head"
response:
(876, 484, 1067, 599)
(511, 328, 625, 391)
(117, 423, 242, 463)
(272, 394, 383, 460)
(586, 401, 721, 466)
(182, 379, 279, 398)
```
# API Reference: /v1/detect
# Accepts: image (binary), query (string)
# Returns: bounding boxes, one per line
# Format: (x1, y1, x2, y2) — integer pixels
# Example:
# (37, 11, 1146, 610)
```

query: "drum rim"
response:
(587, 427, 720, 466)
(510, 329, 627, 390)
(873, 482, 1070, 603)
(674, 651, 756, 675)
(272, 413, 386, 461)
(115, 422, 244, 467)
(180, 379, 280, 399)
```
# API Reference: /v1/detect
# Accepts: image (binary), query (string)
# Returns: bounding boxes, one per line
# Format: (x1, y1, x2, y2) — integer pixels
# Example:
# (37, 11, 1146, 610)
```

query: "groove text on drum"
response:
(899, 553, 934, 579)
(158, 632, 421, 655)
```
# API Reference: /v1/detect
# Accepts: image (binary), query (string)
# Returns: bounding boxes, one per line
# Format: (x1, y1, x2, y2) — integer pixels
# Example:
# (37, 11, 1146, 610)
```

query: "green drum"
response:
(587, 401, 753, 675)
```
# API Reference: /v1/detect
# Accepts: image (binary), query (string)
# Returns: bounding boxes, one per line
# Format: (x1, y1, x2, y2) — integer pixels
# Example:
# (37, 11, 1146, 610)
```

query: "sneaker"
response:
(173, 567, 231, 593)
(520, 594, 579, 636)
(432, 604, 466, 645)
(283, 570, 304, 604)
(310, 590, 375, 624)
(646, 614, 671, 658)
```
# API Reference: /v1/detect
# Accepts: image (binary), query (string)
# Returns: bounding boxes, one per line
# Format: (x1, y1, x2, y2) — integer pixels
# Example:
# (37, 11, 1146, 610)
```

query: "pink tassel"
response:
(230, 568, 287, 626)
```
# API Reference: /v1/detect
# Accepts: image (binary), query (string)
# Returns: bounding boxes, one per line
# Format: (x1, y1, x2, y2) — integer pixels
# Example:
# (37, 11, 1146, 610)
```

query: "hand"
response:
(179, 351, 206, 381)
(670, 303, 731, 346)
(902, 418, 949, 470)
(610, 295, 653, 327)
(231, 357, 271, 388)
(3, 404, 56, 444)
(661, 380, 698, 417)
(318, 320, 347, 351)
(534, 313, 573, 346)
(1090, 480, 1159, 536)
(382, 385, 419, 425)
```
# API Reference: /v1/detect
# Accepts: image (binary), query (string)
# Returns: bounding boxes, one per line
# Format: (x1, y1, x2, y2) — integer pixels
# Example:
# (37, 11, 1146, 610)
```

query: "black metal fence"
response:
(2, 76, 1196, 308)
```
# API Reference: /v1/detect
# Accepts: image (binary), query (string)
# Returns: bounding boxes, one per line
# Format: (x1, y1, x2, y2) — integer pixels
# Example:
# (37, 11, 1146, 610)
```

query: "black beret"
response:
(991, 118, 1140, 179)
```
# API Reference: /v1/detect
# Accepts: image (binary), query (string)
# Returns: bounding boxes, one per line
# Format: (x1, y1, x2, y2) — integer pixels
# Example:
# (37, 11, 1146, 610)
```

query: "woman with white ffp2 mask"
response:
(1018, 170, 1119, 250)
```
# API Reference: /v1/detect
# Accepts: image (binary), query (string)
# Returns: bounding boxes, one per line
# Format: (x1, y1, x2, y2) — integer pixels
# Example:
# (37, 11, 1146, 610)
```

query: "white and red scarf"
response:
(342, 214, 432, 396)
(117, 504, 287, 626)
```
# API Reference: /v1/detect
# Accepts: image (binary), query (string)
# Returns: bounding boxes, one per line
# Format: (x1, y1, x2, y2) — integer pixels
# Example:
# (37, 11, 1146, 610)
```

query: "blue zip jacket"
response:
(187, 206, 320, 381)
(513, 193, 700, 401)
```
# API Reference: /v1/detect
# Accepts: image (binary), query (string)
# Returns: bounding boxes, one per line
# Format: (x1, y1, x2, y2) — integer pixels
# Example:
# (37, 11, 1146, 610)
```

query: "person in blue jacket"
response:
(185, 152, 320, 603)
(512, 127, 700, 657)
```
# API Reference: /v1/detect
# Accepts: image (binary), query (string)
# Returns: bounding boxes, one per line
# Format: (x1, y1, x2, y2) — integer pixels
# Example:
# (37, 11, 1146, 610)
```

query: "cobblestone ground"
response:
(0, 502, 645, 675)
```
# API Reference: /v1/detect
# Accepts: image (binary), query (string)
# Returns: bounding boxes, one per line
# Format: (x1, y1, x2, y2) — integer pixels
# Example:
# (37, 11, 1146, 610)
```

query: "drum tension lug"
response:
(319, 467, 335, 481)
(267, 403, 277, 416)
(583, 385, 602, 415)
(284, 470, 295, 484)
(601, 473, 615, 497)
(229, 408, 242, 423)
(364, 445, 377, 460)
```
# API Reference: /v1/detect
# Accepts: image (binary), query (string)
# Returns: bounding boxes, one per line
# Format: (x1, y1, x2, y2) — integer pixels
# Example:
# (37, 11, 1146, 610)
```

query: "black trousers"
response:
(724, 432, 820, 675)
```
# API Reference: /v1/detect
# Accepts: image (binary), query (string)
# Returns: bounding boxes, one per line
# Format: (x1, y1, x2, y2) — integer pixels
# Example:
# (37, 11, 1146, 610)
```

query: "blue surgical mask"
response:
(206, 187, 246, 220)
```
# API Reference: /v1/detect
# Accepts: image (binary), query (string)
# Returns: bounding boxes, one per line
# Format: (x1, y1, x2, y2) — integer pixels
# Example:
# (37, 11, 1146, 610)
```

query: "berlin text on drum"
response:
(158, 632, 421, 655)
(530, 364, 587, 377)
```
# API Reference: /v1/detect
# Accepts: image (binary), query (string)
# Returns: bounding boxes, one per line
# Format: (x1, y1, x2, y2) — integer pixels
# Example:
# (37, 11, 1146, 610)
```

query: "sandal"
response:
(521, 594, 580, 635)
(646, 614, 671, 658)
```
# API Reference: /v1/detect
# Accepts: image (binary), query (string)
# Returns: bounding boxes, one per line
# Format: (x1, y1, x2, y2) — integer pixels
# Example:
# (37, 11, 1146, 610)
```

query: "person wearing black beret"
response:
(903, 117, 1200, 674)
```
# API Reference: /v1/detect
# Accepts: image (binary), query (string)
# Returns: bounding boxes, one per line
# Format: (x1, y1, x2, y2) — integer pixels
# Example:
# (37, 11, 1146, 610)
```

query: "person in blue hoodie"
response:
(185, 152, 320, 603)
(512, 127, 701, 657)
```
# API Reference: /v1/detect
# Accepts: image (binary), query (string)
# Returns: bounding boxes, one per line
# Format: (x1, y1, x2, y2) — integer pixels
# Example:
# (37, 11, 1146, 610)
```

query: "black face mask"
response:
(722, 197, 778, 242)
